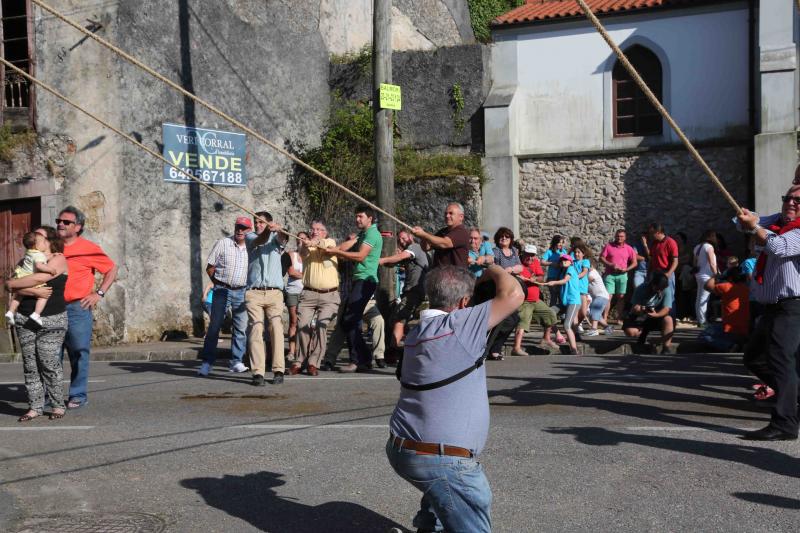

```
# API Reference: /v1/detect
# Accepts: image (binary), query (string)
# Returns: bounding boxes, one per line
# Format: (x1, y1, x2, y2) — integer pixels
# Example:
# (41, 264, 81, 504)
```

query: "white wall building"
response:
(483, 0, 798, 252)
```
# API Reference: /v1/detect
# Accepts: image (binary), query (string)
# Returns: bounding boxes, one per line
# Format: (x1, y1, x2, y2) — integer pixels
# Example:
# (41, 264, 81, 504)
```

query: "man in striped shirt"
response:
(739, 182, 800, 441)
(198, 216, 252, 377)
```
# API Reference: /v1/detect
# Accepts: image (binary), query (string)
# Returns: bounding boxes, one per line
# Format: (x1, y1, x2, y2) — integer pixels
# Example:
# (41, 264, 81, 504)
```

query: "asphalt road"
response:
(0, 352, 797, 532)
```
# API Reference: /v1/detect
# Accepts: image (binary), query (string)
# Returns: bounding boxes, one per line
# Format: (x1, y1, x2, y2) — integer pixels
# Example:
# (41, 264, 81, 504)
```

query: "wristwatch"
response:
(96, 289, 106, 297)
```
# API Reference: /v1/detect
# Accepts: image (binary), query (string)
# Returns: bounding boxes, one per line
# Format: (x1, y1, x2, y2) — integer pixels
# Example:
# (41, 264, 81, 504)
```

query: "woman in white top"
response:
(285, 232, 307, 363)
(586, 266, 612, 336)
(693, 230, 718, 328)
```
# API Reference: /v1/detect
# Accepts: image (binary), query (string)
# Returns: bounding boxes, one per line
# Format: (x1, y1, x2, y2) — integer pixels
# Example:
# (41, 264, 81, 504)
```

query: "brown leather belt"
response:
(213, 279, 245, 290)
(391, 434, 473, 458)
(305, 287, 338, 294)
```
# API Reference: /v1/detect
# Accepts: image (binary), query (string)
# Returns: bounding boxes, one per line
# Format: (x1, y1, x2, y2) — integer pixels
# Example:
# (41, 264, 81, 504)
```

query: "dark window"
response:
(1, 0, 34, 127)
(613, 45, 662, 137)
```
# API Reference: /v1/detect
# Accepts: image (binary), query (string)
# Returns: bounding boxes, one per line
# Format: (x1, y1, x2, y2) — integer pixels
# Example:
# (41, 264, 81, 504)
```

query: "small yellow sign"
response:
(379, 83, 402, 110)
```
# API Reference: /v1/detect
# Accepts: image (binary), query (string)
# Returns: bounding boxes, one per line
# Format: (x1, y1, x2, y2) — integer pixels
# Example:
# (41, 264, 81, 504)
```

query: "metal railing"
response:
(4, 71, 29, 108)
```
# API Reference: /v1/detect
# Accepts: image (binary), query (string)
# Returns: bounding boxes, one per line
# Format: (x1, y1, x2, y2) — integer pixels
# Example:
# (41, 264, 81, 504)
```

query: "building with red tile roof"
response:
(479, 0, 798, 259)
(493, 0, 716, 27)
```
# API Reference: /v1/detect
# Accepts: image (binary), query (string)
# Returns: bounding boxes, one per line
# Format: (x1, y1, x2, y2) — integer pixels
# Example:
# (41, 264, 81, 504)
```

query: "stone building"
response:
(484, 0, 799, 253)
(0, 0, 483, 346)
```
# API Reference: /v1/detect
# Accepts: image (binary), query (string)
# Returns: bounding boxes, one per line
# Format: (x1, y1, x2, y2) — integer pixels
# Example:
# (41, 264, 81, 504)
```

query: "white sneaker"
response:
(577, 324, 585, 333)
(229, 362, 249, 373)
(4, 311, 14, 326)
(584, 329, 599, 336)
(29, 313, 42, 326)
(197, 361, 212, 376)
(604, 326, 614, 335)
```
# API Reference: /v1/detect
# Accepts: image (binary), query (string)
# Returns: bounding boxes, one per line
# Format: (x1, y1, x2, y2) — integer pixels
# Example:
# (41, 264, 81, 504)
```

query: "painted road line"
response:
(624, 426, 756, 432)
(0, 379, 106, 385)
(285, 376, 397, 381)
(0, 426, 95, 431)
(235, 424, 389, 429)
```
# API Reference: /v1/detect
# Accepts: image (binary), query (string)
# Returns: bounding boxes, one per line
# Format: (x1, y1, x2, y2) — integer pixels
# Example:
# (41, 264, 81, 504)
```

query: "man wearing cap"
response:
(411, 202, 470, 268)
(244, 211, 288, 386)
(379, 230, 430, 349)
(512, 244, 559, 353)
(198, 216, 251, 377)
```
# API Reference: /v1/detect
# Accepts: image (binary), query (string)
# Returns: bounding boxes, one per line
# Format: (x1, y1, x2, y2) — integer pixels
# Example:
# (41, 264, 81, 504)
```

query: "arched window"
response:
(613, 45, 662, 137)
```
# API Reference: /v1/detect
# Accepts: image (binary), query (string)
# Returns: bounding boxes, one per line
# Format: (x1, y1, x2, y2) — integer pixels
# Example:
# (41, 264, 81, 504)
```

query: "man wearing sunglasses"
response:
(738, 176, 800, 441)
(57, 206, 117, 409)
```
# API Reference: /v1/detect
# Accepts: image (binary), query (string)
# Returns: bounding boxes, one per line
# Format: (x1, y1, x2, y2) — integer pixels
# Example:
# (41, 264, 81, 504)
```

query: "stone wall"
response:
(518, 146, 750, 256)
(330, 44, 488, 150)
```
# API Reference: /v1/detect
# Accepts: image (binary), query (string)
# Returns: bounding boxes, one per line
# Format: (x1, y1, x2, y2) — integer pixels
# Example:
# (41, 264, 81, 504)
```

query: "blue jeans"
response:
(62, 301, 93, 404)
(633, 270, 647, 289)
(342, 279, 377, 365)
(202, 287, 247, 366)
(385, 437, 492, 533)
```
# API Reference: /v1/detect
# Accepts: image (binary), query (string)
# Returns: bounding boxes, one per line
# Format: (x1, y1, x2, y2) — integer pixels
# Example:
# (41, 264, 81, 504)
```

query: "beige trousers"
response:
(245, 289, 284, 375)
(296, 289, 340, 368)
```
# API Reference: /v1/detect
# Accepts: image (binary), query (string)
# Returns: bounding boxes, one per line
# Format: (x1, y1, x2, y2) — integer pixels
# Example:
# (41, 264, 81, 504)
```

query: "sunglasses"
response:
(782, 195, 800, 204)
(55, 218, 76, 226)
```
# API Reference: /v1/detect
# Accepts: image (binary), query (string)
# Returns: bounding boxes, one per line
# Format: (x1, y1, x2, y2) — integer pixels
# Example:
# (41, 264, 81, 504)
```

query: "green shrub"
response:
(467, 0, 524, 43)
(295, 96, 483, 222)
(0, 125, 36, 162)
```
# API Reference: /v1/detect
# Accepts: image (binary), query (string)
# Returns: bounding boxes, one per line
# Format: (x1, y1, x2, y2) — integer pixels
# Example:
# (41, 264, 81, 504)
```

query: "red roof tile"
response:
(493, 0, 718, 27)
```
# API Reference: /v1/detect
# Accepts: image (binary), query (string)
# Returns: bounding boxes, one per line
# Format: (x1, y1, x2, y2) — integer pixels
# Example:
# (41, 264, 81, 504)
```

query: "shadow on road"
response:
(546, 426, 799, 479)
(731, 492, 800, 509)
(180, 471, 402, 532)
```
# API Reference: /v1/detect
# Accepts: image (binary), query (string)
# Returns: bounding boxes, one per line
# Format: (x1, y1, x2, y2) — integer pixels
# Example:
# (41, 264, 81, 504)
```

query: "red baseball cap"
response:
(235, 216, 253, 229)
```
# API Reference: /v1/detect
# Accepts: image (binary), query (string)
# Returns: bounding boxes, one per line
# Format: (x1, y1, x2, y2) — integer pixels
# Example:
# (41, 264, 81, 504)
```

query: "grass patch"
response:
(0, 125, 36, 162)
(467, 0, 524, 43)
(395, 150, 483, 182)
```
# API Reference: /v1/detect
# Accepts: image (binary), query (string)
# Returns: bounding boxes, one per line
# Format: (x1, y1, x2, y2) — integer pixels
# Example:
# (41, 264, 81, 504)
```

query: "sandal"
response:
(487, 352, 504, 361)
(753, 385, 775, 401)
(49, 409, 66, 420)
(18, 411, 40, 422)
(66, 400, 86, 409)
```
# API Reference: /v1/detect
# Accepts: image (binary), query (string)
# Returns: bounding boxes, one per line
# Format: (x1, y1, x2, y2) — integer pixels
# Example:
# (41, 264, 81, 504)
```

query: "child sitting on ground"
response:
(5, 231, 57, 326)
(512, 244, 560, 354)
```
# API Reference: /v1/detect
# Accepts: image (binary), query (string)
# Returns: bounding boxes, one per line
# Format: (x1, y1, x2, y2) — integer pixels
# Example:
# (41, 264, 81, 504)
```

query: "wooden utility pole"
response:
(373, 0, 396, 313)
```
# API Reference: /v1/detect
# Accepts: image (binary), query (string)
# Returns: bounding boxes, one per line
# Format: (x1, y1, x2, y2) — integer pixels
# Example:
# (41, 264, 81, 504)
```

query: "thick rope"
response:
(575, 0, 743, 215)
(0, 57, 306, 241)
(31, 0, 413, 231)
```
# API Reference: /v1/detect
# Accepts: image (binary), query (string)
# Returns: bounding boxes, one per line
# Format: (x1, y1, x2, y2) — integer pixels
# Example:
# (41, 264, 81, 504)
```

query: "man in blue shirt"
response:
(245, 211, 288, 386)
(387, 265, 523, 533)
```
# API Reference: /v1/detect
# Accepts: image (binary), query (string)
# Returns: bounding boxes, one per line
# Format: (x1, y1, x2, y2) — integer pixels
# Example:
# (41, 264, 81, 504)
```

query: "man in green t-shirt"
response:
(322, 204, 383, 372)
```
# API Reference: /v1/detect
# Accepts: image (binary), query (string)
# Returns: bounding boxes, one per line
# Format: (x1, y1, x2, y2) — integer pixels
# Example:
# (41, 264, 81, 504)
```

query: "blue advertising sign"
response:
(162, 123, 247, 187)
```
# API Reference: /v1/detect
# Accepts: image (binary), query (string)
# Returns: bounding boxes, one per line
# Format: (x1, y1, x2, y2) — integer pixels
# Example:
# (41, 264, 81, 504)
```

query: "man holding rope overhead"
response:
(198, 217, 251, 377)
(245, 212, 288, 386)
(739, 180, 800, 441)
(387, 265, 524, 532)
(412, 202, 471, 268)
(321, 205, 383, 373)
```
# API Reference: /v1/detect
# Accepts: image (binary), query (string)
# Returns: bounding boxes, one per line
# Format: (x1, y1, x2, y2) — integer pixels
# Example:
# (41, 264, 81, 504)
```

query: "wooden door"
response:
(1, 197, 39, 350)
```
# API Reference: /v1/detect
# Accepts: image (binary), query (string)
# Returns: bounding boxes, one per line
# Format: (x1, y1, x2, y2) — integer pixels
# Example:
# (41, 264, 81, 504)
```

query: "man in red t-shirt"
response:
(57, 206, 117, 409)
(647, 222, 679, 315)
(512, 245, 559, 354)
(411, 202, 470, 268)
